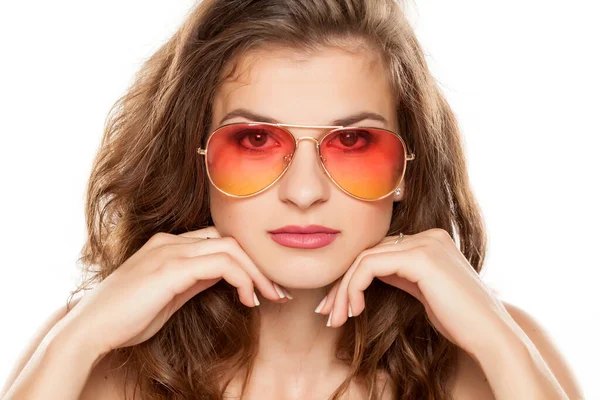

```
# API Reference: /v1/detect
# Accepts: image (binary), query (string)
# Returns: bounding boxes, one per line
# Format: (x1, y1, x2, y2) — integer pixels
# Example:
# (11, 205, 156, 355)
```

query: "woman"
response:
(1, 0, 584, 399)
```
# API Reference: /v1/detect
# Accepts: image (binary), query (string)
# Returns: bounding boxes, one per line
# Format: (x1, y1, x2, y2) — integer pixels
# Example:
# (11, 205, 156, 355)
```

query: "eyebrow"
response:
(218, 108, 388, 127)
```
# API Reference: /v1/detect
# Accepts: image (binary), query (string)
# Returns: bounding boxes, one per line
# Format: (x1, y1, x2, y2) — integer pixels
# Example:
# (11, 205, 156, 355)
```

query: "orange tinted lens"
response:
(206, 124, 295, 196)
(320, 128, 406, 199)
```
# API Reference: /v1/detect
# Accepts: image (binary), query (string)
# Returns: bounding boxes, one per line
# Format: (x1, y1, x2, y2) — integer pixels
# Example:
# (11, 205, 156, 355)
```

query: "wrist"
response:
(471, 321, 530, 368)
(47, 318, 108, 369)
(466, 311, 531, 365)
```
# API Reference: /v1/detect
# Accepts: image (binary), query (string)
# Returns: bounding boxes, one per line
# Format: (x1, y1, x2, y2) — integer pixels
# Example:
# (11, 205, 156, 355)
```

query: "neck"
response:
(254, 287, 345, 375)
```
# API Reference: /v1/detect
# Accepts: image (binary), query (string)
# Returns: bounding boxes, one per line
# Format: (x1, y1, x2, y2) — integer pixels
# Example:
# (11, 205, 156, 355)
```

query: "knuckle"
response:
(214, 251, 235, 266)
(423, 234, 441, 248)
(355, 251, 369, 264)
(357, 252, 373, 268)
(429, 228, 451, 243)
(203, 226, 221, 237)
(221, 236, 239, 247)
(429, 227, 447, 235)
(223, 259, 251, 284)
(148, 231, 174, 247)
(151, 245, 173, 262)
(356, 249, 370, 260)
(156, 256, 184, 273)
(241, 272, 253, 286)
(412, 245, 430, 260)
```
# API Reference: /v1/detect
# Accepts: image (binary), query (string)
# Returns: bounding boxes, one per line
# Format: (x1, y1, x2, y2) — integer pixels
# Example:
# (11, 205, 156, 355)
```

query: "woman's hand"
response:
(316, 228, 515, 356)
(54, 226, 289, 359)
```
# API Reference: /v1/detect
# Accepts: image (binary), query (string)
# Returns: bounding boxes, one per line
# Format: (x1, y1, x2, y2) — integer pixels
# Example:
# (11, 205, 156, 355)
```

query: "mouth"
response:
(268, 224, 340, 234)
(267, 225, 340, 249)
(268, 232, 339, 249)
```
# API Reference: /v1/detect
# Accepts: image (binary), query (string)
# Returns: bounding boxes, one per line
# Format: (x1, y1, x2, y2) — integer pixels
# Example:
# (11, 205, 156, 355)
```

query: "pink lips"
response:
(268, 225, 340, 249)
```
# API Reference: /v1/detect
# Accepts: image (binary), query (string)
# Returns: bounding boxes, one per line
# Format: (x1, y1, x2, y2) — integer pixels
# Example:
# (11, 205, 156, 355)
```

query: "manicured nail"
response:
(348, 304, 353, 318)
(253, 291, 260, 306)
(273, 283, 286, 299)
(314, 296, 327, 313)
(281, 287, 294, 300)
(327, 310, 333, 327)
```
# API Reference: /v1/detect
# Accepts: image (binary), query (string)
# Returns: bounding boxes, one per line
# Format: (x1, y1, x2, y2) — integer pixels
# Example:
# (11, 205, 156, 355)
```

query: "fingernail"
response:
(348, 304, 353, 318)
(314, 296, 327, 313)
(281, 287, 294, 300)
(253, 291, 260, 306)
(326, 310, 333, 327)
(273, 283, 286, 299)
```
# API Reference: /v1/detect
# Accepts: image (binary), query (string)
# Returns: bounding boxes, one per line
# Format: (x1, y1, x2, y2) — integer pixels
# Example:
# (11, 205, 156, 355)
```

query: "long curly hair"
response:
(67, 0, 487, 398)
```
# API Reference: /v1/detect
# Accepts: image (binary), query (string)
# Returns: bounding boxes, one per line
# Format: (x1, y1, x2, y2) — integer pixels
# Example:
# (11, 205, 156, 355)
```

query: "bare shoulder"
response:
(0, 296, 84, 397)
(364, 341, 493, 399)
(450, 300, 585, 400)
(501, 300, 585, 399)
(0, 295, 138, 400)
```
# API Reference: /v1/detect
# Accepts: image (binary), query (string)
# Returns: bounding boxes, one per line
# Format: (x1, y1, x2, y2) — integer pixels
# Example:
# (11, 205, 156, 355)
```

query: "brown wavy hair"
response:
(66, 0, 487, 398)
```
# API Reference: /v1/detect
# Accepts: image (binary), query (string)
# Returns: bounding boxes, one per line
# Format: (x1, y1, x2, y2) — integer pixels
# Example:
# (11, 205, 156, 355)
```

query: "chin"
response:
(260, 264, 344, 289)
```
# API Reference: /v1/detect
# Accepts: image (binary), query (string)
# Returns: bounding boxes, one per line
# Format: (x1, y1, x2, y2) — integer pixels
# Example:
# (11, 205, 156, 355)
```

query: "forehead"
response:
(210, 47, 398, 133)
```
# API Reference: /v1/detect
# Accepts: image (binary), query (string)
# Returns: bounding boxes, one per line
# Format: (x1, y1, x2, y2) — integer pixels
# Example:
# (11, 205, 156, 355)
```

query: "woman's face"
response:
(208, 45, 404, 289)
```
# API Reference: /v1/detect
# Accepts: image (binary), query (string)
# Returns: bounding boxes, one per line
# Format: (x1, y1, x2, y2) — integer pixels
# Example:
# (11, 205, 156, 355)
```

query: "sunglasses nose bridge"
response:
(295, 136, 320, 148)
(285, 136, 323, 163)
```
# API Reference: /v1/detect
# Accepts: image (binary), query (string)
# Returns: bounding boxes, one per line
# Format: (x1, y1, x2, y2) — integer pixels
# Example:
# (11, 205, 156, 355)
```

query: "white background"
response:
(0, 1, 598, 398)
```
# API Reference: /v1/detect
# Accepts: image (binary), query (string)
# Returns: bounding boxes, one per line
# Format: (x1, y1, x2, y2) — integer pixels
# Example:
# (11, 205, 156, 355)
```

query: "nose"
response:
(277, 135, 331, 209)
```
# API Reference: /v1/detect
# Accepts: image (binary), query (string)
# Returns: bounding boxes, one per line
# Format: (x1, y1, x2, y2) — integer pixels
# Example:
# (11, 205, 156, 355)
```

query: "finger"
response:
(136, 228, 222, 257)
(419, 228, 456, 248)
(135, 228, 222, 259)
(317, 278, 341, 315)
(178, 226, 222, 240)
(377, 233, 416, 247)
(160, 252, 258, 308)
(347, 247, 428, 319)
(377, 274, 424, 303)
(161, 237, 282, 302)
(171, 278, 221, 311)
(329, 239, 425, 328)
(125, 233, 200, 268)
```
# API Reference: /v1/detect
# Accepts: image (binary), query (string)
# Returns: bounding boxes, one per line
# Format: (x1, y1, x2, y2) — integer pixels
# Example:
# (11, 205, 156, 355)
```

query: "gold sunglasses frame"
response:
(196, 121, 416, 202)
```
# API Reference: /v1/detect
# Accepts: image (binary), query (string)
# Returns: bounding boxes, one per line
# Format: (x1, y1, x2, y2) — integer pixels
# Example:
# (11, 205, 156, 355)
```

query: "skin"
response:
(1, 44, 583, 400)
(207, 45, 405, 397)
(206, 45, 579, 399)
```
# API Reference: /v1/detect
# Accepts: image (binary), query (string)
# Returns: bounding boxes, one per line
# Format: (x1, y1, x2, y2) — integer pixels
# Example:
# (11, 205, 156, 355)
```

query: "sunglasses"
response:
(197, 122, 415, 201)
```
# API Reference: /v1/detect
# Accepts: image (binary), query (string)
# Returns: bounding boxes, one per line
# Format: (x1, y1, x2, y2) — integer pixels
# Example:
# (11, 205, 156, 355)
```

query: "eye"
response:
(235, 128, 281, 152)
(324, 129, 374, 151)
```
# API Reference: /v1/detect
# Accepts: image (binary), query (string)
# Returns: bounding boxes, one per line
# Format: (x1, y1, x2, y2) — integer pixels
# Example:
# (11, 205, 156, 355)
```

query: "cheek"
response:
(208, 188, 239, 234)
(209, 189, 266, 238)
(340, 202, 395, 253)
(346, 198, 394, 232)
(343, 209, 391, 251)
(352, 208, 391, 233)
